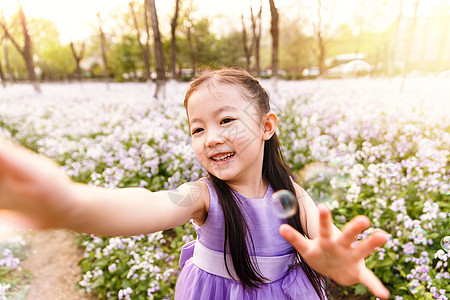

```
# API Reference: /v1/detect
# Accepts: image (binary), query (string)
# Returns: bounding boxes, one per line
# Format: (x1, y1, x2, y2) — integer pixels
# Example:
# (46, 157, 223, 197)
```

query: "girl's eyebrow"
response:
(190, 105, 237, 124)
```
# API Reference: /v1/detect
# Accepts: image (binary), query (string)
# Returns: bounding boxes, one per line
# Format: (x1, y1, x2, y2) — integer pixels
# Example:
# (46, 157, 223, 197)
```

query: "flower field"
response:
(0, 77, 449, 299)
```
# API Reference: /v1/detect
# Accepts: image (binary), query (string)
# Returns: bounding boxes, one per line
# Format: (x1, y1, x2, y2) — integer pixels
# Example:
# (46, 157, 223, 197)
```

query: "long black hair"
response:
(184, 68, 326, 299)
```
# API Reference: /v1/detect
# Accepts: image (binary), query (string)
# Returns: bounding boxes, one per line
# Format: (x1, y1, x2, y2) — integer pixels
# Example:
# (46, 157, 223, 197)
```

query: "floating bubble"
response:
(314, 135, 336, 147)
(296, 162, 329, 182)
(411, 228, 427, 243)
(441, 236, 450, 252)
(312, 135, 336, 160)
(330, 154, 354, 167)
(271, 190, 298, 219)
(408, 280, 420, 294)
(440, 183, 450, 195)
(385, 163, 400, 177)
(418, 139, 437, 157)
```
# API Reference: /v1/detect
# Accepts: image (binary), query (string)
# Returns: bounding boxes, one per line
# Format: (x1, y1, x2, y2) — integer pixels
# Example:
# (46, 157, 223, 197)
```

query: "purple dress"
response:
(175, 177, 325, 299)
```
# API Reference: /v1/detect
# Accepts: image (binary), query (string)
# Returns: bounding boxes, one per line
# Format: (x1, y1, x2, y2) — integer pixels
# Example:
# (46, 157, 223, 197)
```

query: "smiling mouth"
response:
(210, 152, 235, 162)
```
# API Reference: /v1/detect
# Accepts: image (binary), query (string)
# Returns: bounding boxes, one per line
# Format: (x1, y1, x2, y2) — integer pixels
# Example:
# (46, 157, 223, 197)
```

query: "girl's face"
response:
(187, 83, 267, 184)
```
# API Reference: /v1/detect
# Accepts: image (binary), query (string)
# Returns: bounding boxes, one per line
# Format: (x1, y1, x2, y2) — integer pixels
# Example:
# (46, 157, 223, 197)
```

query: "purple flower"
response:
(402, 242, 416, 255)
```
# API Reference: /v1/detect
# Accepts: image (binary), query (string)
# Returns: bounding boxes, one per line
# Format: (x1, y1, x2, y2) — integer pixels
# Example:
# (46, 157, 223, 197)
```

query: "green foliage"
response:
(0, 240, 32, 299)
(38, 44, 75, 80)
(108, 34, 143, 81)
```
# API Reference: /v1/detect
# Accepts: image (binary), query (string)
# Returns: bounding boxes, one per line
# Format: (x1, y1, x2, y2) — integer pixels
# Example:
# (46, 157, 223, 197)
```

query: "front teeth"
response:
(212, 153, 234, 161)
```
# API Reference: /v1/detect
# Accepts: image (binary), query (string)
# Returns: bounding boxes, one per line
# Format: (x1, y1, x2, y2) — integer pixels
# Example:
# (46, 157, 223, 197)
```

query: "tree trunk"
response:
(70, 41, 85, 81)
(250, 2, 262, 77)
(146, 0, 166, 98)
(316, 0, 326, 76)
(241, 13, 252, 72)
(2, 37, 14, 82)
(0, 58, 6, 88)
(143, 2, 153, 83)
(19, 6, 40, 92)
(436, 16, 449, 67)
(388, 0, 403, 77)
(187, 24, 196, 78)
(269, 0, 279, 80)
(170, 0, 180, 80)
(97, 13, 110, 88)
(400, 0, 420, 91)
(129, 1, 152, 82)
(0, 5, 40, 92)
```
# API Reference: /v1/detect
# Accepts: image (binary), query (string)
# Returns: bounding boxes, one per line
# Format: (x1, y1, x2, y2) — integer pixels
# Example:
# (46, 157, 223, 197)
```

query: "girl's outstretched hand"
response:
(280, 204, 390, 300)
(0, 139, 75, 229)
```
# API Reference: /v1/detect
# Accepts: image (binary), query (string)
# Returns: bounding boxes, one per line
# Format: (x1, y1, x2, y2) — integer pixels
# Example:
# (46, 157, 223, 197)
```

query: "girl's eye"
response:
(221, 118, 235, 124)
(192, 128, 203, 135)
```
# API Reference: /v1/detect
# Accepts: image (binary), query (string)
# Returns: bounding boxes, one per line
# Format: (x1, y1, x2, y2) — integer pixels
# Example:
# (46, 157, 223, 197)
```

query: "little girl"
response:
(0, 69, 390, 299)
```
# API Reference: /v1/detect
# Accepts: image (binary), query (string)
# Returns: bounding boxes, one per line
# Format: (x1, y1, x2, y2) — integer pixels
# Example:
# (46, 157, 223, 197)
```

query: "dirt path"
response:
(21, 229, 98, 300)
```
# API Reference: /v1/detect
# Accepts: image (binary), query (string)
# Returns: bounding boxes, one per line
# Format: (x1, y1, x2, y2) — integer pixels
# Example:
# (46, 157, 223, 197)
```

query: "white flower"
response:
(108, 263, 117, 273)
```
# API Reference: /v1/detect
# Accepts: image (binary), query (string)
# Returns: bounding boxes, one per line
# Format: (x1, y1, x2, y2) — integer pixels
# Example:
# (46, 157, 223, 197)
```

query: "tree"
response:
(182, 0, 198, 77)
(250, 1, 262, 76)
(70, 41, 85, 81)
(0, 5, 40, 92)
(146, 0, 166, 98)
(38, 44, 74, 81)
(186, 20, 196, 77)
(279, 15, 313, 75)
(241, 13, 253, 72)
(315, 0, 326, 76)
(129, 0, 152, 82)
(108, 34, 142, 81)
(400, 0, 420, 90)
(2, 35, 15, 82)
(0, 54, 5, 87)
(269, 0, 279, 81)
(97, 13, 110, 87)
(170, 0, 180, 79)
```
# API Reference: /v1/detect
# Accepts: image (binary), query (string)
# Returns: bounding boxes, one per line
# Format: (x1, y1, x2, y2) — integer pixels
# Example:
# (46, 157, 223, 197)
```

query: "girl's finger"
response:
(354, 231, 388, 259)
(0, 142, 51, 180)
(338, 215, 371, 246)
(0, 142, 33, 178)
(359, 267, 390, 299)
(279, 224, 310, 255)
(318, 204, 333, 239)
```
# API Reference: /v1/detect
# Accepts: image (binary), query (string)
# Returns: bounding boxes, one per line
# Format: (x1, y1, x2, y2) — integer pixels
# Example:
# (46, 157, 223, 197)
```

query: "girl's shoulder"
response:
(189, 178, 210, 226)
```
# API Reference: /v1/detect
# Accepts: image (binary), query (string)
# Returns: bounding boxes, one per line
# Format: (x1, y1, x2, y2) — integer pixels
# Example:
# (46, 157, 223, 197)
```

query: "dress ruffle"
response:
(175, 241, 325, 300)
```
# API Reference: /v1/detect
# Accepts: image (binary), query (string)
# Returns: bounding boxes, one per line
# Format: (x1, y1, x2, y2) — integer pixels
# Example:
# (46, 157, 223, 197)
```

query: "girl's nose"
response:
(205, 128, 225, 147)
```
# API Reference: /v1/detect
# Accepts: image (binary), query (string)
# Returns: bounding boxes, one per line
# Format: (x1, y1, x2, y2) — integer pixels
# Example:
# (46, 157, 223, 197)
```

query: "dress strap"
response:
(192, 240, 296, 283)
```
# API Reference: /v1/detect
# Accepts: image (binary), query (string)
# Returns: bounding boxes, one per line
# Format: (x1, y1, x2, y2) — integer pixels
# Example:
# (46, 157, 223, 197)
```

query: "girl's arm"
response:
(0, 139, 208, 236)
(68, 181, 207, 236)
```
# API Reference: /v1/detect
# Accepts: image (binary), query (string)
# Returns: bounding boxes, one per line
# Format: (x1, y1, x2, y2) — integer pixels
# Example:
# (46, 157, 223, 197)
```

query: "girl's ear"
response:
(262, 112, 277, 140)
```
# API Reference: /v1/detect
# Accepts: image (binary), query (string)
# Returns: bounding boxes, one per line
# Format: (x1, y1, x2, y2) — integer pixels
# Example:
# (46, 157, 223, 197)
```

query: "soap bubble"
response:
(418, 139, 437, 157)
(330, 153, 354, 167)
(314, 135, 335, 147)
(312, 135, 336, 160)
(408, 280, 420, 294)
(271, 190, 298, 219)
(385, 163, 400, 177)
(411, 228, 427, 243)
(441, 236, 450, 252)
(440, 183, 450, 195)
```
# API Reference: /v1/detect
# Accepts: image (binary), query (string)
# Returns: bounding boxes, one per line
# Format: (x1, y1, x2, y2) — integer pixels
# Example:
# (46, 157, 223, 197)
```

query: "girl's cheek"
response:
(228, 126, 258, 150)
(192, 139, 205, 159)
